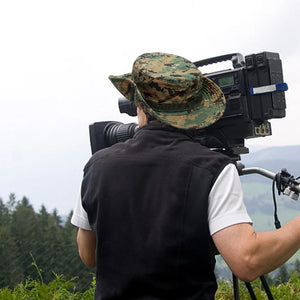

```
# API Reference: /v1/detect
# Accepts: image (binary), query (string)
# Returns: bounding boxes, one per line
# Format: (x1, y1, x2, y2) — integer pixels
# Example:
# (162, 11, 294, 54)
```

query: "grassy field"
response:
(2, 272, 300, 299)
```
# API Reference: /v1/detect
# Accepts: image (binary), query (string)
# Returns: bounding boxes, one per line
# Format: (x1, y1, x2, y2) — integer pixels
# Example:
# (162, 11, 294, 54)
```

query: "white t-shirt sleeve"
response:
(208, 163, 252, 235)
(70, 194, 92, 231)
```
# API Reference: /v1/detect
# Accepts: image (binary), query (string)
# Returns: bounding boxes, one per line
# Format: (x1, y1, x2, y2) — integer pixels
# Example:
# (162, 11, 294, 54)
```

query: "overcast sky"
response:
(1, 0, 300, 215)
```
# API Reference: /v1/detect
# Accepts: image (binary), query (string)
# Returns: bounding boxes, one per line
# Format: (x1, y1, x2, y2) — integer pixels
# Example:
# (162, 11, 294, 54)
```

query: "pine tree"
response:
(0, 195, 94, 291)
(0, 198, 9, 227)
(10, 196, 38, 281)
(275, 264, 290, 285)
(294, 259, 300, 274)
(0, 226, 24, 288)
(35, 205, 66, 283)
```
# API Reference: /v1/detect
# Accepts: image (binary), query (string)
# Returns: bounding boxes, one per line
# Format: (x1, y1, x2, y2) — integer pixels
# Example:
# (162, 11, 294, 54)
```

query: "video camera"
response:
(89, 52, 288, 160)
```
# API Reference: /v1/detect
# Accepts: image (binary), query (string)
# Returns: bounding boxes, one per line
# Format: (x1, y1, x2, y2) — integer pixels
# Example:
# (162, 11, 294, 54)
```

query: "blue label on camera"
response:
(250, 83, 288, 95)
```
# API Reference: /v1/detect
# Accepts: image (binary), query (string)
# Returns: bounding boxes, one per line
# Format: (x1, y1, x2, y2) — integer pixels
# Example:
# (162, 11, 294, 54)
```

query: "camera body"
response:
(89, 52, 288, 159)
(195, 52, 286, 156)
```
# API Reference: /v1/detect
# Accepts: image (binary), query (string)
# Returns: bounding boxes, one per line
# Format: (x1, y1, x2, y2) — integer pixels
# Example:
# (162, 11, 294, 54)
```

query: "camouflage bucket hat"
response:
(109, 52, 226, 129)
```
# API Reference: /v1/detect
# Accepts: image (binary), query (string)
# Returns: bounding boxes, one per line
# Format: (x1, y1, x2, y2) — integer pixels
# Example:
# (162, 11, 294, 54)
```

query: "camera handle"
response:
(228, 162, 300, 300)
(193, 53, 245, 69)
(237, 162, 300, 200)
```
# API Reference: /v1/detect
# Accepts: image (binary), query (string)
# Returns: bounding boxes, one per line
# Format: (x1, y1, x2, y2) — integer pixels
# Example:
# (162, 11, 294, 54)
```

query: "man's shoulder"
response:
(185, 143, 232, 172)
(83, 139, 133, 171)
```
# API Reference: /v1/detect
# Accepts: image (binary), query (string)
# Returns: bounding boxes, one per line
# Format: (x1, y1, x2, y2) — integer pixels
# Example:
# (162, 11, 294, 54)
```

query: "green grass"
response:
(2, 257, 300, 299)
(0, 276, 95, 300)
(0, 260, 95, 300)
(216, 272, 300, 299)
(2, 272, 300, 299)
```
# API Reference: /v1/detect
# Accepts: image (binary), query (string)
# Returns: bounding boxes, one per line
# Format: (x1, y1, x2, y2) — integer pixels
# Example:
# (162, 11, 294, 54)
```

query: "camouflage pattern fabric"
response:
(109, 52, 226, 130)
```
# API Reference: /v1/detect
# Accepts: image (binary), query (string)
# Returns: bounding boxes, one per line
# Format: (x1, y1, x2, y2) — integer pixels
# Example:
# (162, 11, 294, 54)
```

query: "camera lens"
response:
(104, 122, 138, 147)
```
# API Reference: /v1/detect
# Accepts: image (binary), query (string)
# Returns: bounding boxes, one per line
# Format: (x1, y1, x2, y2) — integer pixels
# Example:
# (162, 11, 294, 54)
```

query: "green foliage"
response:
(0, 194, 94, 292)
(3, 272, 300, 300)
(274, 264, 290, 285)
(0, 222, 96, 299)
(216, 272, 300, 299)
(0, 270, 95, 300)
(294, 259, 300, 273)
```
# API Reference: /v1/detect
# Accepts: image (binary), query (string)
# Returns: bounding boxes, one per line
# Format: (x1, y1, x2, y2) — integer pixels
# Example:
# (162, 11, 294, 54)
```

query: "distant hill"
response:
(243, 145, 300, 163)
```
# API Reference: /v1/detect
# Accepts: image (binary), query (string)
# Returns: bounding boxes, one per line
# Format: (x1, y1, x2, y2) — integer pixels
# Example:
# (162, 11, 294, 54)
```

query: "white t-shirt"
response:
(71, 163, 252, 235)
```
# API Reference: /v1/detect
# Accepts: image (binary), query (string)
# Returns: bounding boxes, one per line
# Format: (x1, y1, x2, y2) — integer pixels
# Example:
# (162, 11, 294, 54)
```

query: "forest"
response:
(0, 193, 94, 292)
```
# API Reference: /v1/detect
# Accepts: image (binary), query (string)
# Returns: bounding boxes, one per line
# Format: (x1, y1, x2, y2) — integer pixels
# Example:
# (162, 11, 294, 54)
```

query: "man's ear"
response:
(137, 107, 148, 126)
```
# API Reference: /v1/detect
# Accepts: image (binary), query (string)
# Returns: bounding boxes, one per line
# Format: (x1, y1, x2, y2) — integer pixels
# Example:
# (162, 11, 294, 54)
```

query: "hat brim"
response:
(109, 74, 226, 130)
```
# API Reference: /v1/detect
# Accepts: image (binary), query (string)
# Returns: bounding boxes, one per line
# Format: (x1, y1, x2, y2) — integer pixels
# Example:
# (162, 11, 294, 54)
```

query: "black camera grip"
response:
(194, 53, 244, 69)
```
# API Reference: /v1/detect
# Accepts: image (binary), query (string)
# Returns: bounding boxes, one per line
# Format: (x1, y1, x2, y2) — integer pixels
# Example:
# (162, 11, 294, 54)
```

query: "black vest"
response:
(81, 124, 231, 299)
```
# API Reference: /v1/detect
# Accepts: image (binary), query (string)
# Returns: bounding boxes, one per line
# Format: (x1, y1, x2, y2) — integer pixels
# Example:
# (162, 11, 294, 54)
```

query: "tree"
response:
(274, 264, 290, 285)
(0, 199, 9, 227)
(52, 208, 62, 226)
(6, 193, 16, 214)
(35, 204, 66, 283)
(0, 226, 24, 287)
(0, 194, 94, 291)
(10, 197, 38, 280)
(293, 259, 300, 274)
